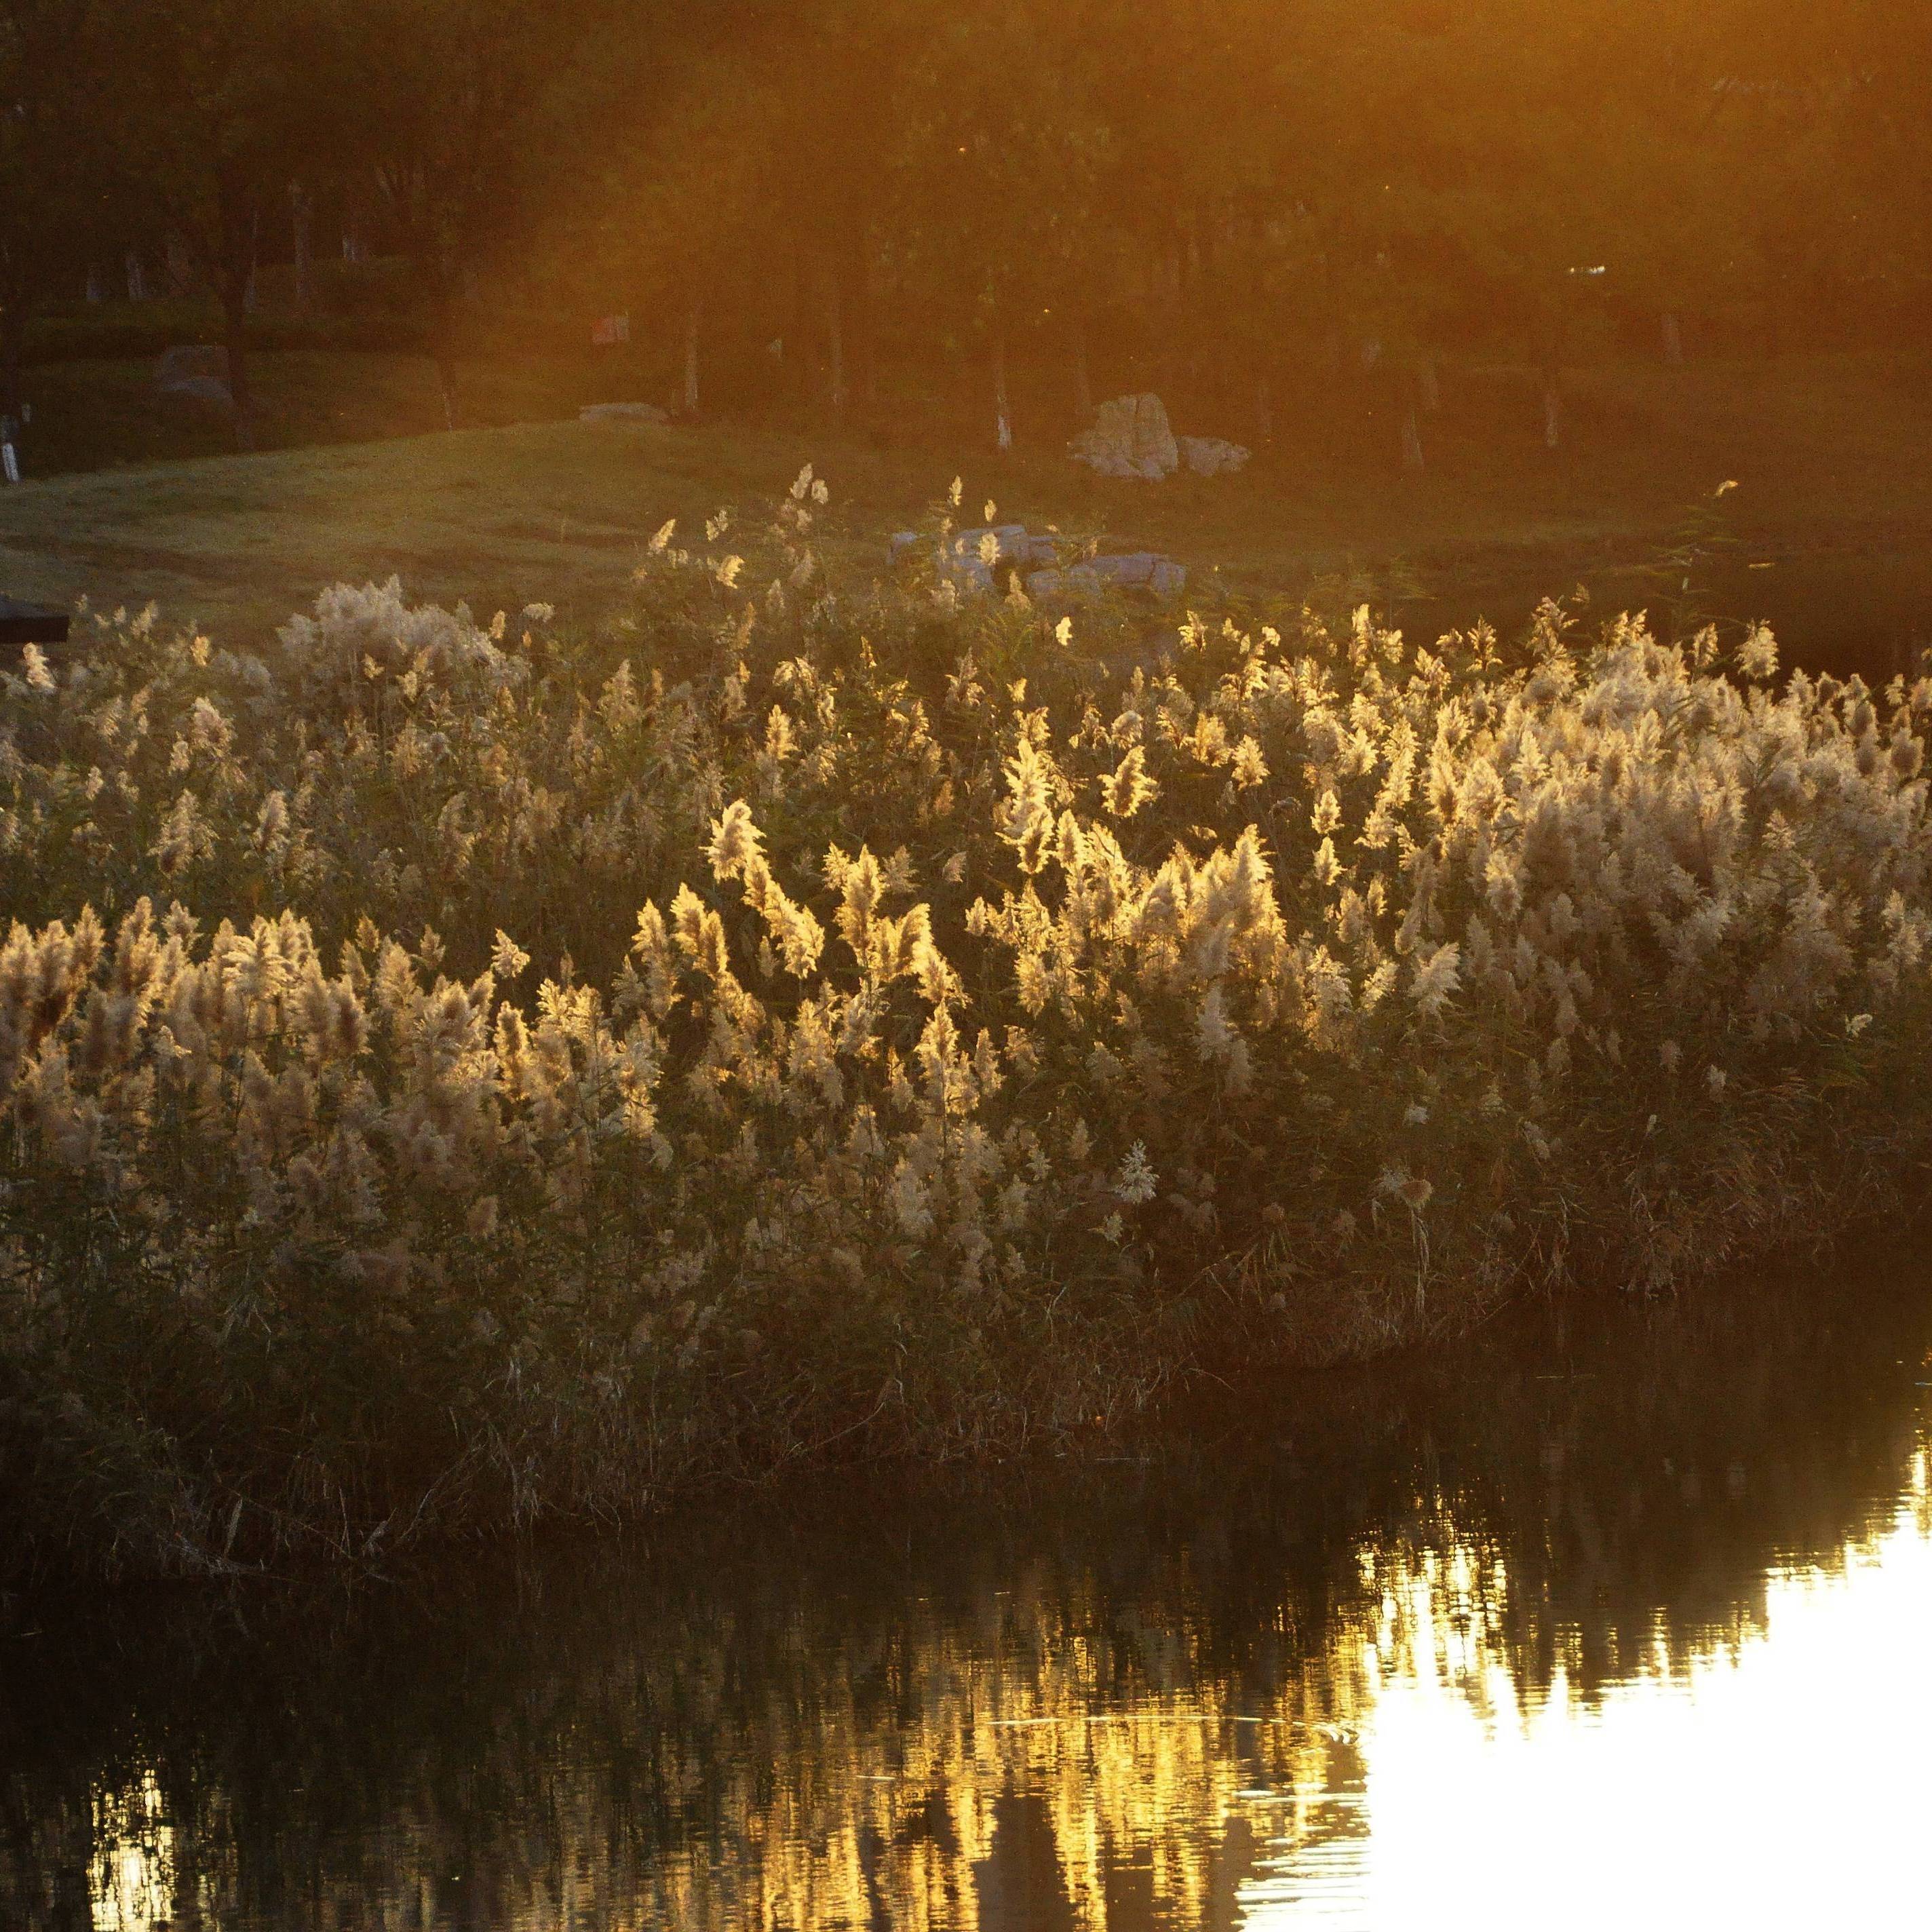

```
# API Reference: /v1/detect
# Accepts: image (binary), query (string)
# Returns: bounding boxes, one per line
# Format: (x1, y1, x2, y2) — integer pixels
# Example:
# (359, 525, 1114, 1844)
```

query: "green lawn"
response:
(11, 348, 598, 477)
(3, 349, 1930, 649)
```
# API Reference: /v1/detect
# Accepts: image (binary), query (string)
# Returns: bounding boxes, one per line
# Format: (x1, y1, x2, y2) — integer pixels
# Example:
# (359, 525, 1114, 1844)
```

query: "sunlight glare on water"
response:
(1247, 1449, 1932, 1929)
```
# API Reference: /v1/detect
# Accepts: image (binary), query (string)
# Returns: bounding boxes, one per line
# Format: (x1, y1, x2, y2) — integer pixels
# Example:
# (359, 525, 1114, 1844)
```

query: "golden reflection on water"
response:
(11, 1298, 1931, 1931)
(86, 1774, 174, 1932)
(56, 1447, 1932, 1932)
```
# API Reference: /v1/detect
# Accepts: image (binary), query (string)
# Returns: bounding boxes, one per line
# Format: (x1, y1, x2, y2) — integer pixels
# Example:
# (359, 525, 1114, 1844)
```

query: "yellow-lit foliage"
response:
(5, 480, 1932, 1568)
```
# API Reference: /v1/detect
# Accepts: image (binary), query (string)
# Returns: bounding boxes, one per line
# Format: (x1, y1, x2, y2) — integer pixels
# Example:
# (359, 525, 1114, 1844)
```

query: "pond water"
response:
(4, 1262, 1931, 1931)
(1388, 542, 1932, 689)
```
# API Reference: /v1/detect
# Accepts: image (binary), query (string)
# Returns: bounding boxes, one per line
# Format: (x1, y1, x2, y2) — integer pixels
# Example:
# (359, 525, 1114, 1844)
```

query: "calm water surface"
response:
(5, 1267, 1931, 1931)
(1391, 545, 1932, 689)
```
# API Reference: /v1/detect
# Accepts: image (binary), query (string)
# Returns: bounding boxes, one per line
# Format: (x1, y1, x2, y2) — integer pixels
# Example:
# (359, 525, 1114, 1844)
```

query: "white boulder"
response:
(156, 345, 232, 408)
(1069, 394, 1180, 480)
(579, 402, 668, 425)
(1027, 553, 1186, 600)
(1178, 436, 1251, 477)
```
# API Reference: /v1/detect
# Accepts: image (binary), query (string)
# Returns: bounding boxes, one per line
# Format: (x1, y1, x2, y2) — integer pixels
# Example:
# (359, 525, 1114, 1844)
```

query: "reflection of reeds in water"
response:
(43, 1448, 1932, 1932)
(7, 1286, 1928, 1931)
(388, 1591, 1368, 1930)
(86, 1774, 172, 1932)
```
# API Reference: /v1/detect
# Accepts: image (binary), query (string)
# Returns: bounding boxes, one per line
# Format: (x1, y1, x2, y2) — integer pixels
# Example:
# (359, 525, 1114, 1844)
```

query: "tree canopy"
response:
(12, 0, 1928, 452)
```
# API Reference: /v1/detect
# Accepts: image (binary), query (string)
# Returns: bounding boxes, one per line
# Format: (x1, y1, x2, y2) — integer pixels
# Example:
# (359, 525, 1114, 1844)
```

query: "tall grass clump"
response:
(5, 469, 1932, 1575)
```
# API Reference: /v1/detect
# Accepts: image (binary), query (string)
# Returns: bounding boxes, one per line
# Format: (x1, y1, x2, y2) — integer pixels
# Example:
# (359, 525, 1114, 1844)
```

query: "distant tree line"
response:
(1, 0, 1925, 452)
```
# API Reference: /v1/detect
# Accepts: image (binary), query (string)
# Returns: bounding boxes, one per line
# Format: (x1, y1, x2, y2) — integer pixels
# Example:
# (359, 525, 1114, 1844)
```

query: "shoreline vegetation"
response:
(5, 469, 1932, 1581)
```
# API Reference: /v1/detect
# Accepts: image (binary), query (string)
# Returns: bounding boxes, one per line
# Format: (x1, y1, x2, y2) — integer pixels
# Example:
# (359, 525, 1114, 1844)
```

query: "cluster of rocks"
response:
(1068, 393, 1250, 481)
(1178, 434, 1252, 476)
(579, 402, 668, 425)
(1030, 552, 1189, 598)
(889, 524, 1186, 601)
(156, 345, 233, 409)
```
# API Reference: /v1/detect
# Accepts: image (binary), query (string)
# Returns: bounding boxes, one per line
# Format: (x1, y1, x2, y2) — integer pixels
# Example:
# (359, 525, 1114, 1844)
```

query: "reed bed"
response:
(5, 472, 1930, 1575)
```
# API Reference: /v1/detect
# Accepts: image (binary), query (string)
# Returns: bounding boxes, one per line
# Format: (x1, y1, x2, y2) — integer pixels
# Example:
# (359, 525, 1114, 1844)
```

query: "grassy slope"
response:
(2, 349, 1929, 644)
(11, 349, 599, 476)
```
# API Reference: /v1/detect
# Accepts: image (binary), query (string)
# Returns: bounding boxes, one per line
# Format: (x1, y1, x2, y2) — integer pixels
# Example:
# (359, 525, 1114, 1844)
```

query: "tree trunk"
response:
(683, 301, 702, 417)
(851, 238, 878, 408)
(241, 207, 261, 314)
(1072, 313, 1094, 421)
(1180, 217, 1203, 387)
(826, 265, 847, 419)
(1402, 400, 1425, 474)
(992, 324, 1013, 450)
(786, 248, 809, 403)
(1193, 200, 1220, 401)
(1531, 286, 1570, 452)
(223, 284, 256, 452)
(1245, 209, 1271, 438)
(1, 310, 24, 484)
(423, 260, 459, 427)
(1662, 309, 1684, 364)
(0, 306, 24, 432)
(292, 185, 314, 312)
(1322, 250, 1347, 374)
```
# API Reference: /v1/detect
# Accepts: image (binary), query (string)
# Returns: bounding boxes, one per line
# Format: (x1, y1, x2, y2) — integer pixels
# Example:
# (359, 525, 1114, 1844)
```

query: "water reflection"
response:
(3, 1266, 1929, 1929)
(1391, 546, 1932, 689)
